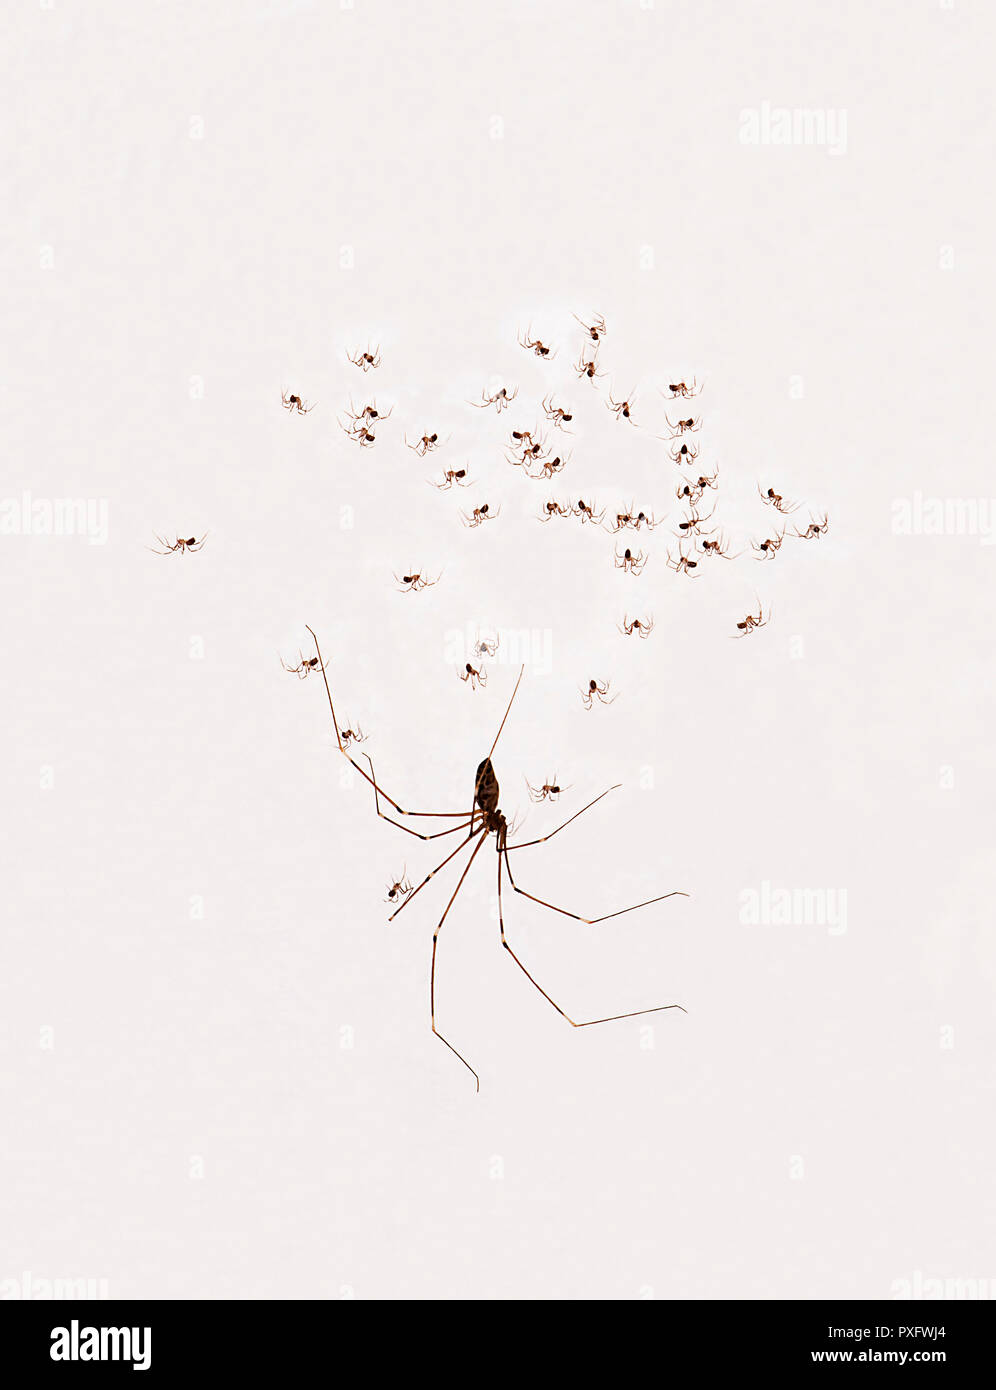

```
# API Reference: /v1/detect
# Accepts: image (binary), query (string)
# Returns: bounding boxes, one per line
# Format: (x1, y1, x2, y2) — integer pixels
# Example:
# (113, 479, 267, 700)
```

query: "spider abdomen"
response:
(475, 758, 500, 815)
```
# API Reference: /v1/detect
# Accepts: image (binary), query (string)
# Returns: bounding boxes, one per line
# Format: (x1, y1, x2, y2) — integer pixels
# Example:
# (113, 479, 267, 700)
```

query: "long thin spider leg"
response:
(362, 755, 473, 842)
(503, 784, 621, 853)
(306, 627, 467, 820)
(502, 846, 688, 924)
(389, 824, 486, 922)
(497, 848, 685, 1026)
(431, 830, 489, 1091)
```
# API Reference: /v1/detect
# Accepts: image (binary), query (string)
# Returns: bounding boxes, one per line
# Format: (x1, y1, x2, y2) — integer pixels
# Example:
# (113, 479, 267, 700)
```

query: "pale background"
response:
(2, 0, 993, 1301)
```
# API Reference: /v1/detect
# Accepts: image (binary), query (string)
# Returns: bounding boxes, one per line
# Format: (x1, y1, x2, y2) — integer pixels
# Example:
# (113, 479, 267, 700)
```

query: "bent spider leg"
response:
(503, 784, 621, 853)
(364, 754, 475, 843)
(431, 830, 490, 1090)
(498, 849, 686, 1025)
(387, 827, 486, 922)
(502, 845, 687, 924)
(306, 626, 468, 822)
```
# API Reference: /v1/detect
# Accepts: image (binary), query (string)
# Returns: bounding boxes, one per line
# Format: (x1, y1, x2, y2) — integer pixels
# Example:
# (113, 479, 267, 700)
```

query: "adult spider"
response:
(517, 327, 555, 358)
(430, 468, 472, 490)
(470, 385, 517, 413)
(665, 545, 699, 577)
(732, 601, 770, 637)
(793, 513, 830, 540)
(461, 503, 500, 528)
(386, 870, 414, 906)
(541, 395, 574, 430)
(538, 499, 572, 522)
(664, 378, 703, 399)
(618, 615, 654, 638)
(395, 570, 440, 594)
(280, 651, 324, 679)
(580, 678, 618, 709)
(573, 312, 607, 345)
(459, 663, 488, 690)
(347, 345, 381, 372)
(149, 533, 208, 555)
(304, 634, 687, 1090)
(573, 498, 605, 526)
(614, 546, 648, 575)
(573, 351, 605, 383)
(281, 390, 316, 414)
(406, 431, 444, 457)
(525, 777, 570, 803)
(752, 528, 786, 560)
(607, 389, 637, 424)
(758, 484, 799, 515)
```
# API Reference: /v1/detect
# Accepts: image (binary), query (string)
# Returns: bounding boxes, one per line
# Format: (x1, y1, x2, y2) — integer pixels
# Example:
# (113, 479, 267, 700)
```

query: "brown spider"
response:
(609, 506, 660, 534)
(581, 678, 617, 709)
(573, 312, 607, 345)
(430, 468, 471, 490)
(669, 440, 700, 465)
(664, 414, 701, 437)
(395, 570, 440, 593)
(758, 485, 799, 515)
(541, 395, 574, 430)
(470, 385, 517, 413)
(518, 327, 555, 358)
(340, 724, 368, 750)
(793, 513, 830, 540)
(697, 531, 740, 560)
(614, 546, 647, 575)
(406, 431, 444, 457)
(386, 870, 415, 906)
(459, 663, 488, 690)
(618, 615, 654, 639)
(607, 389, 637, 424)
(573, 498, 605, 525)
(525, 776, 570, 803)
(281, 390, 316, 414)
(665, 545, 699, 577)
(733, 601, 770, 638)
(675, 478, 704, 506)
(538, 499, 572, 522)
(149, 532, 208, 555)
(461, 502, 500, 528)
(509, 428, 537, 449)
(345, 397, 392, 425)
(527, 452, 569, 481)
(573, 350, 605, 383)
(339, 412, 377, 447)
(665, 378, 703, 399)
(347, 345, 381, 372)
(281, 651, 325, 679)
(675, 504, 716, 539)
(752, 528, 786, 560)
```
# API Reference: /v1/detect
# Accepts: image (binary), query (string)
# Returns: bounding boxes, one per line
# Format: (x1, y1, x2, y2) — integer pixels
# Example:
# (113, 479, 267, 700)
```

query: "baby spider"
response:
(507, 442, 544, 468)
(525, 776, 570, 803)
(281, 389, 316, 414)
(733, 601, 770, 638)
(430, 467, 472, 490)
(676, 478, 704, 506)
(752, 528, 786, 560)
(461, 502, 500, 528)
(668, 439, 699, 464)
(675, 504, 716, 539)
(573, 498, 605, 525)
(509, 427, 538, 449)
(758, 484, 799, 515)
(149, 532, 208, 555)
(607, 389, 638, 424)
(517, 327, 555, 358)
(541, 395, 574, 430)
(345, 397, 393, 426)
(528, 451, 569, 481)
(281, 651, 324, 679)
(339, 414, 377, 447)
(406, 431, 443, 457)
(609, 506, 660, 533)
(614, 546, 648, 575)
(663, 414, 702, 438)
(538, 499, 572, 522)
(347, 345, 381, 372)
(470, 385, 517, 413)
(697, 531, 740, 560)
(581, 678, 618, 709)
(386, 870, 414, 906)
(395, 569, 440, 594)
(666, 544, 699, 577)
(664, 378, 703, 399)
(573, 312, 607, 345)
(474, 634, 500, 659)
(340, 723, 368, 749)
(574, 350, 605, 383)
(459, 663, 488, 690)
(618, 615, 654, 639)
(793, 513, 830, 540)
